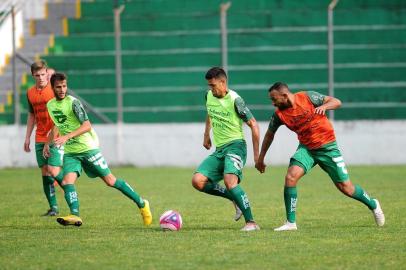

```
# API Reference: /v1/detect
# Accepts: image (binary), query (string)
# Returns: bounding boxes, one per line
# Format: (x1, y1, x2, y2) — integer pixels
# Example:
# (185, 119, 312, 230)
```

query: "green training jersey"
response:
(47, 95, 99, 154)
(206, 89, 253, 147)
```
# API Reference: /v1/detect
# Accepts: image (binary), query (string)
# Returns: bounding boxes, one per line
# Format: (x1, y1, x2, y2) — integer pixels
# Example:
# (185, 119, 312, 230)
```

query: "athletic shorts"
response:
(289, 141, 349, 183)
(195, 139, 247, 183)
(63, 149, 111, 178)
(35, 143, 64, 168)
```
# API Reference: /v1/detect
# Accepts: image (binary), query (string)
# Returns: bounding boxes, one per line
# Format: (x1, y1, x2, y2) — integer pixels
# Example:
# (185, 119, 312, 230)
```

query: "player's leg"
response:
(193, 153, 234, 201)
(316, 143, 385, 226)
(35, 143, 58, 215)
(55, 153, 82, 226)
(222, 141, 259, 231)
(57, 171, 82, 226)
(192, 173, 234, 200)
(275, 144, 314, 231)
(82, 149, 152, 225)
(47, 144, 65, 184)
(223, 174, 259, 231)
(41, 166, 59, 216)
(101, 173, 152, 226)
(273, 165, 304, 231)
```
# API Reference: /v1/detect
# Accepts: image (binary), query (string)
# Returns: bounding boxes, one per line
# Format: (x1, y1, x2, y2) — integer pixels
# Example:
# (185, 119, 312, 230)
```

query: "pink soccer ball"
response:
(159, 210, 183, 231)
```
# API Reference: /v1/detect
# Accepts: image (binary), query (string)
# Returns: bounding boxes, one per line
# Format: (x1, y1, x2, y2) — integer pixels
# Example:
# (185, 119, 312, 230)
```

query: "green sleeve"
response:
(268, 112, 283, 133)
(234, 96, 254, 122)
(26, 93, 33, 113)
(306, 91, 326, 107)
(72, 99, 89, 124)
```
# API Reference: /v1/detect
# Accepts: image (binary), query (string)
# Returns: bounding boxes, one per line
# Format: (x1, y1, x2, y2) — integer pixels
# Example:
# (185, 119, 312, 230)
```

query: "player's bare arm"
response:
(203, 115, 212, 150)
(43, 125, 58, 158)
(255, 129, 275, 173)
(315, 96, 342, 115)
(246, 118, 260, 163)
(24, 112, 36, 152)
(53, 120, 92, 146)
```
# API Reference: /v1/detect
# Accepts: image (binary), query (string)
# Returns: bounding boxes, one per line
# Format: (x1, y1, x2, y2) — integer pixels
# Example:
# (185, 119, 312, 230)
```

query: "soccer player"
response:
(192, 67, 261, 231)
(255, 82, 385, 231)
(24, 60, 63, 216)
(45, 72, 152, 227)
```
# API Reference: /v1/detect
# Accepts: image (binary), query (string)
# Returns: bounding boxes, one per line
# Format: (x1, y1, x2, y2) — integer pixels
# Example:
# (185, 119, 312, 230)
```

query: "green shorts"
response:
(63, 149, 111, 178)
(35, 143, 64, 168)
(289, 141, 349, 183)
(196, 139, 247, 183)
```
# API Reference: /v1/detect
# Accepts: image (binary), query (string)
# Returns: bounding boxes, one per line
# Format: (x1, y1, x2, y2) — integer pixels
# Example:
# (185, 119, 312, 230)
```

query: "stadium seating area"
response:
(9, 0, 406, 123)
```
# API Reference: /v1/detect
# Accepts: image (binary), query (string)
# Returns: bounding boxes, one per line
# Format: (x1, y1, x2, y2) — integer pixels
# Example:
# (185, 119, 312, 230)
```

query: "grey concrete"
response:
(1, 121, 405, 168)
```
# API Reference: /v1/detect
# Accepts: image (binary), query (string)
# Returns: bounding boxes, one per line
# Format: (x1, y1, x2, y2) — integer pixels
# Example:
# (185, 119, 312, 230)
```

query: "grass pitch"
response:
(0, 166, 405, 269)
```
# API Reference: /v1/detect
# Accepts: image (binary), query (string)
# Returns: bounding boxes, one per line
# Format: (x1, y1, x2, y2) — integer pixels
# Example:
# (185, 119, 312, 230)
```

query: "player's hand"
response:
(53, 135, 69, 147)
(43, 143, 50, 158)
(23, 139, 31, 152)
(255, 160, 266, 173)
(203, 135, 212, 150)
(315, 105, 327, 115)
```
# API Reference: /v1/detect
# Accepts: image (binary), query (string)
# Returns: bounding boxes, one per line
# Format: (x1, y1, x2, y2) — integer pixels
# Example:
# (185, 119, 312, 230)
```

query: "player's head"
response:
(205, 67, 228, 98)
(268, 82, 291, 109)
(30, 60, 48, 89)
(50, 72, 68, 101)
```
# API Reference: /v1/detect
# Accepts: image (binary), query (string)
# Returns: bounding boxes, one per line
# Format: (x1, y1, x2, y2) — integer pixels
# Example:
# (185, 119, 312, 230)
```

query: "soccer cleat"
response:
(42, 209, 59, 216)
(140, 199, 152, 226)
(274, 221, 297, 231)
(233, 202, 243, 221)
(372, 199, 385, 227)
(241, 222, 260, 231)
(56, 215, 82, 227)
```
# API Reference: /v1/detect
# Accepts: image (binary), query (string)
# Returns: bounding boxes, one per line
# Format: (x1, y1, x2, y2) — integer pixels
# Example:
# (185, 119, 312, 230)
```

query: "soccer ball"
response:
(159, 210, 182, 231)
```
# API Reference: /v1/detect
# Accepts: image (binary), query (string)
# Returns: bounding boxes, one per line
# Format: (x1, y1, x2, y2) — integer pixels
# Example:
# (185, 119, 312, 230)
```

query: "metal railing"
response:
(328, 0, 339, 120)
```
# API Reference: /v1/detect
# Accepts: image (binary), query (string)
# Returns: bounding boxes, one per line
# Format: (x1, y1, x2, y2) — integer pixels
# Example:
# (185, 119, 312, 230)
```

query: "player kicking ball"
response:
(255, 82, 385, 231)
(44, 72, 152, 227)
(192, 67, 261, 231)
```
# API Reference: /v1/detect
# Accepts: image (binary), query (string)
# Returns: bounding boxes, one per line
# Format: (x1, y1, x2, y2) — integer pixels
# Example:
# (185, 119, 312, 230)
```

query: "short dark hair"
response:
(50, 72, 67, 88)
(205, 67, 227, 80)
(268, 82, 289, 92)
(30, 60, 47, 75)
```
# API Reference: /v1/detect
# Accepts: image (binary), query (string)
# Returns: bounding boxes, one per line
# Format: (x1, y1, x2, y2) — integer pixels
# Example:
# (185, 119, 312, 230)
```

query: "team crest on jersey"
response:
(52, 110, 67, 123)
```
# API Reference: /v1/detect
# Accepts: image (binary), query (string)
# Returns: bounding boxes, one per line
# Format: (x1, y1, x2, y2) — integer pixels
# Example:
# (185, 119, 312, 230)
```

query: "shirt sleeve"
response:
(306, 91, 326, 107)
(26, 93, 34, 113)
(234, 96, 254, 122)
(72, 99, 89, 124)
(268, 112, 283, 133)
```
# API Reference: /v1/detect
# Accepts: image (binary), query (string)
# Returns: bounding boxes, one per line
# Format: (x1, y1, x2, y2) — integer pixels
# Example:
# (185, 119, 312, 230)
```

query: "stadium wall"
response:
(1, 120, 405, 168)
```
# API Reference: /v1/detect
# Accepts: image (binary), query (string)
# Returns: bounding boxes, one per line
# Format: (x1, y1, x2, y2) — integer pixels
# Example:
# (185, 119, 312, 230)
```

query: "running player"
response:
(45, 72, 152, 227)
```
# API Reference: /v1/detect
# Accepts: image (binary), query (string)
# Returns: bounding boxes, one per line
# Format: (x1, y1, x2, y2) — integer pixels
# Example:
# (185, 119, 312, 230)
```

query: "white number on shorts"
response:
(332, 156, 348, 174)
(93, 157, 108, 169)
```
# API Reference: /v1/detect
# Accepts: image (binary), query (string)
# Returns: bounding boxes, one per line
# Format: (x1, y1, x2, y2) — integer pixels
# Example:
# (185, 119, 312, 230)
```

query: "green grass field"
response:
(0, 166, 405, 269)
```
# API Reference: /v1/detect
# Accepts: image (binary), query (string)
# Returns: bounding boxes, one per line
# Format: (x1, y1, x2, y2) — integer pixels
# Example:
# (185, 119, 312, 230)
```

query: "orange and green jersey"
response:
(26, 83, 55, 143)
(268, 91, 336, 149)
